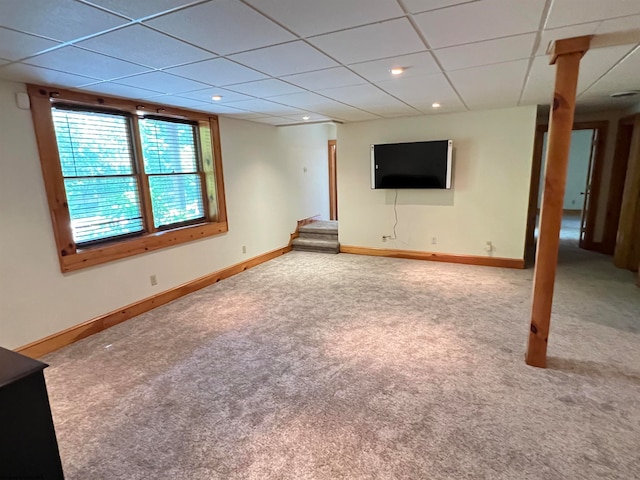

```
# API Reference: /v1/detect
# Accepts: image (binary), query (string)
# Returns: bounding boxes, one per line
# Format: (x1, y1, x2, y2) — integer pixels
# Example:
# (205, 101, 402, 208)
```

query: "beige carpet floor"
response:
(42, 239, 640, 479)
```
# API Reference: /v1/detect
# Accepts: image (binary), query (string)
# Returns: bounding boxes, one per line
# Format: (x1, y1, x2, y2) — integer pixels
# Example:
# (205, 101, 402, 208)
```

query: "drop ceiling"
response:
(0, 0, 639, 125)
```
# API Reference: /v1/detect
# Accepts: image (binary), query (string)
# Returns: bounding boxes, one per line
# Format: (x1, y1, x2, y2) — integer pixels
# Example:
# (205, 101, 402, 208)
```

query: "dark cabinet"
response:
(0, 346, 64, 479)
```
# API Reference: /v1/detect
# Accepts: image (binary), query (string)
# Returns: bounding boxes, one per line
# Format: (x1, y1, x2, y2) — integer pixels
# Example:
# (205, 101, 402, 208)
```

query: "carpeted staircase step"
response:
(299, 231, 338, 241)
(299, 221, 338, 236)
(292, 237, 339, 254)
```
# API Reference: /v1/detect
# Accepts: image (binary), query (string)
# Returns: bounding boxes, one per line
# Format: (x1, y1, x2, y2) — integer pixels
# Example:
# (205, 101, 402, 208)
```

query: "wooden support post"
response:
(526, 36, 591, 368)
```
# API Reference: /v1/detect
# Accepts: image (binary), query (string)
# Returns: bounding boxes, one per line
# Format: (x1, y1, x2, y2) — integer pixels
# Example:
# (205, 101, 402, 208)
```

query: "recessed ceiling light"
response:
(303, 116, 310, 121)
(390, 67, 404, 75)
(211, 95, 222, 101)
(432, 102, 441, 108)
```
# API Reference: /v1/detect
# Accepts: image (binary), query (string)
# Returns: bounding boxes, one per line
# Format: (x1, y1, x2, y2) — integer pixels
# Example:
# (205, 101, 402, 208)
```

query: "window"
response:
(29, 85, 228, 272)
(52, 108, 144, 245)
(138, 117, 205, 229)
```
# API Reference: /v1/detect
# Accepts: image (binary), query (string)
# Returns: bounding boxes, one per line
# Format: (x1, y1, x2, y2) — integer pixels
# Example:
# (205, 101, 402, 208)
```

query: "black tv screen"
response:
(371, 140, 453, 189)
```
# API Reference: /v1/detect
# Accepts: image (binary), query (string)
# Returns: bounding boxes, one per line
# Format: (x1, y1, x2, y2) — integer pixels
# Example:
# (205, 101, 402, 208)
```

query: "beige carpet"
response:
(42, 240, 640, 479)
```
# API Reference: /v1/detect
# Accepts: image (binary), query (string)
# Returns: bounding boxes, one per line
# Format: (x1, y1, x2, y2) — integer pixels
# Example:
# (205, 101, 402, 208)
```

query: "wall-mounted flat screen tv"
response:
(371, 139, 453, 189)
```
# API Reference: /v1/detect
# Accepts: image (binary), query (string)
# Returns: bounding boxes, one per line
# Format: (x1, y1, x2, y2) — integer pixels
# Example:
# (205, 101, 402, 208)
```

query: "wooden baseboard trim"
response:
(340, 245, 525, 269)
(17, 245, 291, 359)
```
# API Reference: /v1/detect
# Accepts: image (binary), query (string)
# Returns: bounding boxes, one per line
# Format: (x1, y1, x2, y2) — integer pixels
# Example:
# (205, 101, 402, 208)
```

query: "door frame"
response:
(578, 128, 600, 248)
(524, 121, 608, 262)
(602, 115, 635, 254)
(328, 139, 337, 220)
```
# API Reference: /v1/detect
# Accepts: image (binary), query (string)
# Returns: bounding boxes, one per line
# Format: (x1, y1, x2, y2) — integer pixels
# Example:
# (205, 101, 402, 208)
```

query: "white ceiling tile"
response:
(402, 0, 480, 14)
(414, 0, 545, 48)
(223, 98, 310, 116)
(84, 0, 199, 20)
(81, 82, 161, 99)
(282, 67, 365, 91)
(318, 83, 392, 104)
(191, 103, 255, 115)
(415, 104, 468, 115)
(582, 45, 640, 96)
(464, 96, 520, 110)
(317, 83, 418, 116)
(0, 0, 127, 42)
(519, 57, 554, 105)
(141, 95, 211, 109)
(522, 45, 636, 105)
(271, 93, 371, 119)
(0, 28, 60, 61)
(596, 14, 640, 35)
(116, 71, 210, 94)
(367, 104, 421, 117)
(268, 91, 342, 110)
(0, 62, 100, 88)
(375, 73, 463, 109)
(146, 0, 295, 55)
(229, 41, 338, 77)
(536, 23, 600, 56)
(0, 0, 635, 119)
(178, 87, 252, 103)
(25, 47, 149, 80)
(318, 107, 380, 122)
(577, 45, 637, 94)
(348, 52, 441, 82)
(226, 79, 305, 97)
(436, 33, 535, 71)
(308, 18, 426, 65)
(448, 59, 529, 109)
(546, 0, 640, 29)
(77, 25, 213, 69)
(250, 117, 292, 125)
(244, 0, 404, 37)
(519, 89, 551, 107)
(283, 114, 327, 123)
(165, 58, 267, 86)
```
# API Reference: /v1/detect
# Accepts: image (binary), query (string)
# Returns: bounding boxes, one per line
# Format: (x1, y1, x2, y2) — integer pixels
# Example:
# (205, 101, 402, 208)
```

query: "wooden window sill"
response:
(59, 221, 228, 272)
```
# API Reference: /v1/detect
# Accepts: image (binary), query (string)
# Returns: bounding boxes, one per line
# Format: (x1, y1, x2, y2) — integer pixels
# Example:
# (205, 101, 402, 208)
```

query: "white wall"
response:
(0, 79, 333, 349)
(277, 123, 336, 221)
(337, 106, 537, 259)
(538, 129, 593, 210)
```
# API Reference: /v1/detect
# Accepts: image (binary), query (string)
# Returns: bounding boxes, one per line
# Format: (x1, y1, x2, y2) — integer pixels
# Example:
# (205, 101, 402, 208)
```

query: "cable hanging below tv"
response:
(371, 139, 453, 189)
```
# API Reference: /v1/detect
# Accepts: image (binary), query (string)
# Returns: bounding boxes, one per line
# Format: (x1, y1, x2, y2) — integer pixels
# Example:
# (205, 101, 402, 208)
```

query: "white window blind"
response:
(139, 117, 205, 228)
(52, 108, 144, 245)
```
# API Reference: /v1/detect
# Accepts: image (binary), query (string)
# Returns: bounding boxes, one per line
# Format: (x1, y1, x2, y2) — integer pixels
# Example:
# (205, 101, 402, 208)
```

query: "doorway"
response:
(525, 121, 608, 263)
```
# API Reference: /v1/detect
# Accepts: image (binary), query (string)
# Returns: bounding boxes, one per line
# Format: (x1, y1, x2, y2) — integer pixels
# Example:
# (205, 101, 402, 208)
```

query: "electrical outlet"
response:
(150, 274, 158, 286)
(382, 235, 387, 242)
(485, 241, 493, 252)
(431, 237, 437, 245)
(242, 245, 247, 254)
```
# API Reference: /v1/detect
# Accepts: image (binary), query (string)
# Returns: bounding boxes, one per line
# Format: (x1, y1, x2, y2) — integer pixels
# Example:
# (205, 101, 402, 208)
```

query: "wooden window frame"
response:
(28, 84, 228, 273)
(136, 115, 207, 231)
